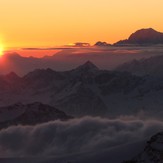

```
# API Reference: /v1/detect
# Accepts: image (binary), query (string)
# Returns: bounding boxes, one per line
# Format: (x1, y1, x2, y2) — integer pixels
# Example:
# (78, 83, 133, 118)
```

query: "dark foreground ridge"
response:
(124, 132, 163, 163)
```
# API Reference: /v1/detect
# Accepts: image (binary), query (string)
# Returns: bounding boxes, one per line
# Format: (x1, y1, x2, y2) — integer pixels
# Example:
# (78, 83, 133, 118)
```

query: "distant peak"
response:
(81, 61, 99, 69)
(5, 72, 20, 79)
(146, 28, 156, 31)
(45, 68, 55, 73)
(4, 52, 21, 58)
(134, 28, 159, 34)
(140, 28, 155, 31)
(127, 28, 163, 44)
(84, 60, 95, 66)
(7, 71, 18, 76)
(115, 28, 163, 45)
(129, 28, 163, 39)
(75, 61, 99, 72)
(94, 41, 111, 46)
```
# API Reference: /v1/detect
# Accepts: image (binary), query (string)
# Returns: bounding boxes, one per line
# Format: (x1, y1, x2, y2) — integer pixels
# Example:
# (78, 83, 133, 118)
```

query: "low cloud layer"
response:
(0, 117, 163, 157)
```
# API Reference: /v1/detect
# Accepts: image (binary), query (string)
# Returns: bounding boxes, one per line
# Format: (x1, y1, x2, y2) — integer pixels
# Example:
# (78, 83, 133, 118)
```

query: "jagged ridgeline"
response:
(1, 60, 163, 118)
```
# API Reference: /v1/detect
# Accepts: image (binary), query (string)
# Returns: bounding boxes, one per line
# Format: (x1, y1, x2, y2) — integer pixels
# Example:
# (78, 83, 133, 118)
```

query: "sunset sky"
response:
(0, 0, 163, 48)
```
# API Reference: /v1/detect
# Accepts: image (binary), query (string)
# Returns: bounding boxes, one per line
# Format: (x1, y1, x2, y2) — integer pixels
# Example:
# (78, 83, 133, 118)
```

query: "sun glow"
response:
(0, 45, 4, 57)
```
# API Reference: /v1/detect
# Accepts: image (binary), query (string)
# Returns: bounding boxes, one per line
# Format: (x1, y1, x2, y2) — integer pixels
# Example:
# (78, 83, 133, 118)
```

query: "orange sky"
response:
(0, 0, 163, 48)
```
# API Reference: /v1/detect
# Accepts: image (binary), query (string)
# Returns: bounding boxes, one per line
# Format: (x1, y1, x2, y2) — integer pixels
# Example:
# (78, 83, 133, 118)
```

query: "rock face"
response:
(115, 28, 163, 45)
(127, 132, 163, 163)
(0, 102, 72, 129)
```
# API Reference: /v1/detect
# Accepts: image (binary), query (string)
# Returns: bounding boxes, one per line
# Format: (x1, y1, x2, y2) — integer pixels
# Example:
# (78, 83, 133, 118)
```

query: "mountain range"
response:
(1, 60, 163, 118)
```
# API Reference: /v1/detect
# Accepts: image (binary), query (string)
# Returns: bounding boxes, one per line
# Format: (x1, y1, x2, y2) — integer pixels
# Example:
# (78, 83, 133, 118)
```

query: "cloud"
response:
(0, 117, 162, 157)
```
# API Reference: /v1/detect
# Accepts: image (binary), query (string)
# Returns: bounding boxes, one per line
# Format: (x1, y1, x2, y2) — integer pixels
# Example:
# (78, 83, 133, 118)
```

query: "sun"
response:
(0, 45, 4, 57)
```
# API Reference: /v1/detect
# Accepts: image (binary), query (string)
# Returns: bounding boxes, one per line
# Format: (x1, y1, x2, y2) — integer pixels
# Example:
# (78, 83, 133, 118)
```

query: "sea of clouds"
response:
(0, 116, 163, 158)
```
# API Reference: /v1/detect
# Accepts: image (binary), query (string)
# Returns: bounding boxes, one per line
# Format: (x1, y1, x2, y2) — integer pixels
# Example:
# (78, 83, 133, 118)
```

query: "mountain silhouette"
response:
(94, 41, 111, 46)
(115, 28, 163, 45)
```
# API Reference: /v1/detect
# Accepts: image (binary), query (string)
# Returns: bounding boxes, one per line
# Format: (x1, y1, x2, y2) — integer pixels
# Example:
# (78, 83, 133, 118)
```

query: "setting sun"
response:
(0, 45, 4, 57)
